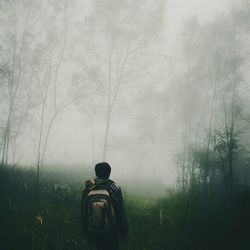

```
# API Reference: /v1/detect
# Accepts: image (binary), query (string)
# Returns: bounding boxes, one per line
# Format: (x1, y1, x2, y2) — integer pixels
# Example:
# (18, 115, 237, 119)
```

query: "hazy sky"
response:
(167, 0, 231, 45)
(17, 0, 233, 185)
(50, 0, 231, 170)
(53, 3, 228, 149)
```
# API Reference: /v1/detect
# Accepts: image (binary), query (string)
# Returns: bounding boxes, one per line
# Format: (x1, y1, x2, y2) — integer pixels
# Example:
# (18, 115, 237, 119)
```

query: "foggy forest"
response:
(1, 0, 250, 249)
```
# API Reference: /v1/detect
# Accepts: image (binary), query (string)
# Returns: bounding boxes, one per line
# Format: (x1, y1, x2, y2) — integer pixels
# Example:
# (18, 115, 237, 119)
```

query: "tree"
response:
(166, 1, 248, 195)
(26, 0, 72, 206)
(72, 0, 167, 161)
(0, 0, 35, 167)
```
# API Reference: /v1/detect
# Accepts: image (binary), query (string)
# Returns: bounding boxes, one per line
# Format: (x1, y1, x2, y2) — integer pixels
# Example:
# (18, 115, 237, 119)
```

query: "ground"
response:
(0, 167, 250, 250)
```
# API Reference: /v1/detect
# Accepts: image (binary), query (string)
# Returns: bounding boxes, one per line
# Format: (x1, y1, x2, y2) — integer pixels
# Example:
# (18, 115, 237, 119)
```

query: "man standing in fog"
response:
(81, 162, 129, 250)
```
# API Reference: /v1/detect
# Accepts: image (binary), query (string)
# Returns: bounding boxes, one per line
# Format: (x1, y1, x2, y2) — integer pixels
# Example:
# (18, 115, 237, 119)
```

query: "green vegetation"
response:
(0, 167, 250, 250)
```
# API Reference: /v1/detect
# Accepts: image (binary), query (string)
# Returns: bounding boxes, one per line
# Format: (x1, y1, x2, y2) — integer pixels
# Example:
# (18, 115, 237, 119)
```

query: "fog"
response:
(1, 0, 250, 189)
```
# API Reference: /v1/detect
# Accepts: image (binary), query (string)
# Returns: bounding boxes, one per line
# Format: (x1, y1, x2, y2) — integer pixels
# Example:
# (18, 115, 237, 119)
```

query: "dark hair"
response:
(95, 162, 111, 179)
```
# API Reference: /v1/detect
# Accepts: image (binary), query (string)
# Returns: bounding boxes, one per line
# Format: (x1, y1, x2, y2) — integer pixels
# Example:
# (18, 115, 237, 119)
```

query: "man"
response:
(81, 162, 129, 250)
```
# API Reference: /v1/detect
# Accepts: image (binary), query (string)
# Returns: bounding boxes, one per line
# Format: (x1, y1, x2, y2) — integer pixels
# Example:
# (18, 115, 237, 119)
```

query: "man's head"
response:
(95, 162, 111, 179)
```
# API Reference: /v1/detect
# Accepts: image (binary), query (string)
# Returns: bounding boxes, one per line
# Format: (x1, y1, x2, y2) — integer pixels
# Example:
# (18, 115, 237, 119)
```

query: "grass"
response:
(0, 167, 250, 250)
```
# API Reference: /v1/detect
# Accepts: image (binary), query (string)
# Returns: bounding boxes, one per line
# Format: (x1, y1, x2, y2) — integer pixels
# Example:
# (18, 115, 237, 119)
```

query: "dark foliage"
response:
(0, 167, 250, 250)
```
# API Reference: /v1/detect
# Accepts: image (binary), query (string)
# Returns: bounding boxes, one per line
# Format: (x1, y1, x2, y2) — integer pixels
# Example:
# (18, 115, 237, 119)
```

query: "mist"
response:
(0, 0, 237, 186)
(1, 0, 250, 249)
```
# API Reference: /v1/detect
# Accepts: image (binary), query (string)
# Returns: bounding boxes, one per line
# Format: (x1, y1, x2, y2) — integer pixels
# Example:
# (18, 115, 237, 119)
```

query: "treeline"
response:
(1, 0, 250, 196)
(0, 0, 168, 190)
(170, 1, 250, 197)
(121, 1, 250, 194)
(133, 1, 250, 197)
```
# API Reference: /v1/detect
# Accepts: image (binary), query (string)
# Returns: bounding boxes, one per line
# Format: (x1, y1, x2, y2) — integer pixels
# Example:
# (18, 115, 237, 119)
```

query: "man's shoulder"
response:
(108, 179, 121, 190)
(106, 180, 123, 199)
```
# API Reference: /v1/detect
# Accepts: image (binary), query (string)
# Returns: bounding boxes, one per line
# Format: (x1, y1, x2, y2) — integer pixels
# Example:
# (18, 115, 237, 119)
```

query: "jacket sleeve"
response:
(117, 188, 129, 238)
(108, 182, 129, 238)
(80, 189, 88, 235)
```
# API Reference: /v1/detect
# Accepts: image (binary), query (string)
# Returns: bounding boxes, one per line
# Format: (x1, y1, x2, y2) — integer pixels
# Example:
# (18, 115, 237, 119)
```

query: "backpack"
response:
(86, 184, 115, 236)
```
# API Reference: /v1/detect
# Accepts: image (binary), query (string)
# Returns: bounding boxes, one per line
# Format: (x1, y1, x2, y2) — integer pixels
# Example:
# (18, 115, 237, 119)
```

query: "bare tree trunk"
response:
(102, 35, 114, 161)
(1, 130, 7, 167)
(228, 125, 233, 200)
(5, 125, 10, 166)
(218, 62, 237, 201)
(102, 38, 130, 161)
(182, 119, 188, 193)
(1, 106, 12, 166)
(36, 81, 49, 208)
(1, 136, 7, 167)
(91, 108, 95, 166)
(40, 114, 57, 167)
(1, 0, 32, 167)
(103, 111, 111, 161)
(40, 0, 68, 167)
(228, 79, 237, 201)
(0, 138, 3, 164)
(204, 79, 217, 191)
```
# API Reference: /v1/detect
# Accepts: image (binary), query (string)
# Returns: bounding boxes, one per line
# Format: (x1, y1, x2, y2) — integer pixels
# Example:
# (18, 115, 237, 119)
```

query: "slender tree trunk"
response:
(228, 80, 237, 201)
(91, 111, 95, 166)
(0, 138, 3, 164)
(1, 131, 7, 167)
(1, 3, 17, 167)
(102, 38, 130, 161)
(40, 113, 57, 167)
(102, 35, 114, 161)
(228, 128, 233, 200)
(5, 126, 10, 166)
(204, 79, 217, 191)
(40, 1, 68, 166)
(102, 111, 111, 161)
(36, 82, 49, 208)
(182, 119, 188, 193)
(1, 1, 32, 167)
(1, 106, 12, 166)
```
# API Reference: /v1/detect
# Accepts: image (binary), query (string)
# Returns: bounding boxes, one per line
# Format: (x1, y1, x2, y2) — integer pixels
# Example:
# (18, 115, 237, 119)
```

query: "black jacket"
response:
(81, 178, 129, 238)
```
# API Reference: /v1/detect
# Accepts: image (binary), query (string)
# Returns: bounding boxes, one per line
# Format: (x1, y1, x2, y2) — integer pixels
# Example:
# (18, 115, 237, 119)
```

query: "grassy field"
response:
(0, 167, 250, 250)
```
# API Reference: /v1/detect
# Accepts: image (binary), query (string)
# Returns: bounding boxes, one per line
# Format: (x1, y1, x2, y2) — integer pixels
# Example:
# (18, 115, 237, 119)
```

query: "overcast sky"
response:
(167, 0, 231, 45)
(16, 0, 233, 185)
(52, 0, 231, 171)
